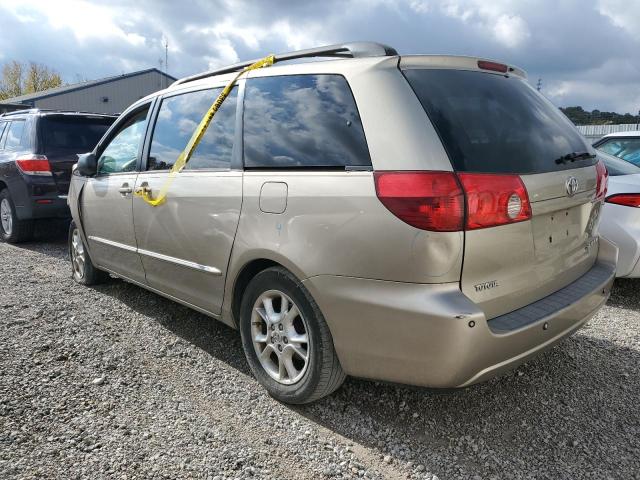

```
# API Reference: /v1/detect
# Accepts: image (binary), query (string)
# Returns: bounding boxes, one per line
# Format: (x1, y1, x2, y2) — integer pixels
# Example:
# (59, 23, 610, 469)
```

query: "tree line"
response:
(560, 106, 640, 126)
(0, 61, 62, 101)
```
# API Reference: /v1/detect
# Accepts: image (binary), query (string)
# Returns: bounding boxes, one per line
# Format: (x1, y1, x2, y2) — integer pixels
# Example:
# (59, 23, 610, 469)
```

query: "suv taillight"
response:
(374, 171, 464, 231)
(16, 155, 52, 176)
(595, 160, 608, 200)
(605, 193, 640, 208)
(374, 171, 532, 232)
(457, 173, 532, 230)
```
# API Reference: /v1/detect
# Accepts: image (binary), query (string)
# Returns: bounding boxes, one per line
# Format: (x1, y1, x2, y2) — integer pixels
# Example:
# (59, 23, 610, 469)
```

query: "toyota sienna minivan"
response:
(67, 43, 617, 404)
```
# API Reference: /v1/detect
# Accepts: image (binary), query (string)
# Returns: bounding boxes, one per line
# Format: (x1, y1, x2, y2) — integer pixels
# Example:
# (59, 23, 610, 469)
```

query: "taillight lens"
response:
(374, 171, 532, 231)
(16, 155, 52, 176)
(374, 171, 464, 231)
(605, 193, 640, 208)
(458, 173, 532, 230)
(595, 160, 608, 200)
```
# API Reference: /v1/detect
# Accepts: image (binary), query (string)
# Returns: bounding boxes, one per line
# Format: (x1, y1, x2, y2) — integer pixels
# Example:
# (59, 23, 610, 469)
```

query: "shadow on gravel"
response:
(607, 277, 640, 312)
(91, 278, 252, 377)
(3, 220, 69, 260)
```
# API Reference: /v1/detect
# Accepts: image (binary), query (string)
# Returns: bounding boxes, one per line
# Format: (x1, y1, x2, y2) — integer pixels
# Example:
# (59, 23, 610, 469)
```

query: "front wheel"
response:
(69, 221, 109, 285)
(239, 267, 346, 404)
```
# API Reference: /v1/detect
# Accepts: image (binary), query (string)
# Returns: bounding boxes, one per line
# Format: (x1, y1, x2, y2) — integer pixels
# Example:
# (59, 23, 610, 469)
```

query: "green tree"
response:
(0, 60, 62, 100)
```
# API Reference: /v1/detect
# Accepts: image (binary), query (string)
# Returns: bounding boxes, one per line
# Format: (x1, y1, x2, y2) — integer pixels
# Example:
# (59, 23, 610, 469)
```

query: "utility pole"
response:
(536, 78, 542, 92)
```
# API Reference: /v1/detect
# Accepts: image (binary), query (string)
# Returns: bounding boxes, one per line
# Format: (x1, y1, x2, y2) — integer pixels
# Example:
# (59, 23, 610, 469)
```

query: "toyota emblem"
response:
(565, 176, 579, 197)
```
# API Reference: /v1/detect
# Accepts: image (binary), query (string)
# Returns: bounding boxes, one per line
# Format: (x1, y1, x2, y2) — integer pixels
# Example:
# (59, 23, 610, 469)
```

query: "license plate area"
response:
(532, 205, 590, 258)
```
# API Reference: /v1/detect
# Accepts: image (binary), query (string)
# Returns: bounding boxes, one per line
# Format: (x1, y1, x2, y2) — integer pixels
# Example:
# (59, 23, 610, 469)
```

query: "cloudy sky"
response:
(0, 0, 638, 113)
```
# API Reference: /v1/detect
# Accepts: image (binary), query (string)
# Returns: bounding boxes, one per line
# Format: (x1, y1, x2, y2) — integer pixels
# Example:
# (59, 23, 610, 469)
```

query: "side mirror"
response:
(76, 152, 97, 177)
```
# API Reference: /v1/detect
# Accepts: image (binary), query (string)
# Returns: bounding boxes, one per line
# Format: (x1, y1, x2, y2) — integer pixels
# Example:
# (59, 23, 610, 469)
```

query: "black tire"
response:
(68, 221, 109, 285)
(0, 189, 34, 243)
(239, 266, 346, 404)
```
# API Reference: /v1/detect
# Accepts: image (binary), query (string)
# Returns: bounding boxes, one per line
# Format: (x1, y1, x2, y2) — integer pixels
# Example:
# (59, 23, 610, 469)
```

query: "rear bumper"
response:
(599, 203, 640, 278)
(302, 237, 617, 388)
(15, 195, 70, 220)
(9, 176, 70, 220)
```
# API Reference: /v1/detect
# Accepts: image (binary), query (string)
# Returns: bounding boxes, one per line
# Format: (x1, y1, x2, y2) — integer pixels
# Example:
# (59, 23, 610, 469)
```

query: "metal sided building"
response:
(0, 68, 176, 115)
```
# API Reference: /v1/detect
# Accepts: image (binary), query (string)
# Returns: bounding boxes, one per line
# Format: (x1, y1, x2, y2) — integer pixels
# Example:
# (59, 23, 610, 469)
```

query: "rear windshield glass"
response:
(403, 69, 594, 174)
(41, 116, 114, 151)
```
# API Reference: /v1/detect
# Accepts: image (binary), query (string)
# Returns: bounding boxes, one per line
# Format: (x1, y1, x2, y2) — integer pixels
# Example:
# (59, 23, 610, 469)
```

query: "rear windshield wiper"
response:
(554, 151, 596, 165)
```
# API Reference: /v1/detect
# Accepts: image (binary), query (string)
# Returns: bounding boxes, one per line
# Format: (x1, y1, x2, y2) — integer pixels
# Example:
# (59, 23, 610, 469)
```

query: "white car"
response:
(598, 151, 640, 277)
(594, 131, 640, 166)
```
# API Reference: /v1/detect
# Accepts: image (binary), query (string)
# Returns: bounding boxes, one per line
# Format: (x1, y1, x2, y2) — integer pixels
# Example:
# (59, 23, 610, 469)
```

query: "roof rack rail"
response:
(0, 108, 117, 117)
(173, 41, 398, 86)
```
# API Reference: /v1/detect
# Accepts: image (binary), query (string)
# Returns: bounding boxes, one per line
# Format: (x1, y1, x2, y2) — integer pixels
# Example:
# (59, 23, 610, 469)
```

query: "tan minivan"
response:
(68, 43, 617, 403)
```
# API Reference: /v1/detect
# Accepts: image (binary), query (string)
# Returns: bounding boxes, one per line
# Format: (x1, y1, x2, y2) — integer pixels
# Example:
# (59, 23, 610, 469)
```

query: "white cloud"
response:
(0, 0, 638, 114)
(0, 0, 146, 46)
(439, 0, 531, 48)
(597, 0, 640, 39)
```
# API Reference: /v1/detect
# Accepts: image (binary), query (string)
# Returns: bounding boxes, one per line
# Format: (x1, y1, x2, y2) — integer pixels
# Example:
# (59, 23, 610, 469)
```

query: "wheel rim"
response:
(251, 290, 310, 385)
(70, 229, 85, 279)
(1, 198, 12, 236)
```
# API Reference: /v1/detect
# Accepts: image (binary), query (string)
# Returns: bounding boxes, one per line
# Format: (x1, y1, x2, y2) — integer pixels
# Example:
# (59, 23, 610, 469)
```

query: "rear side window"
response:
(148, 87, 237, 171)
(243, 74, 371, 169)
(403, 69, 593, 174)
(4, 120, 29, 151)
(597, 138, 640, 166)
(40, 116, 113, 152)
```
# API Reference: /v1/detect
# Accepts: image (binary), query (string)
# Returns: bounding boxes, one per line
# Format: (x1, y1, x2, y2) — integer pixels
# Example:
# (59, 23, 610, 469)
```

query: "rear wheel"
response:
(69, 221, 108, 285)
(0, 189, 34, 243)
(239, 267, 346, 404)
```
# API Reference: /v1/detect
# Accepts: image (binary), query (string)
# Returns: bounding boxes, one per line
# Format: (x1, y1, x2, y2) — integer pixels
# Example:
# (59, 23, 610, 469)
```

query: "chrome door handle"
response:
(118, 184, 132, 195)
(135, 181, 152, 196)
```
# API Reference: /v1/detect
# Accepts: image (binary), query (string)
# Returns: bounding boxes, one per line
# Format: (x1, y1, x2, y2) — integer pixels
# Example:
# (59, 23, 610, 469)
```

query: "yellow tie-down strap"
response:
(134, 54, 276, 206)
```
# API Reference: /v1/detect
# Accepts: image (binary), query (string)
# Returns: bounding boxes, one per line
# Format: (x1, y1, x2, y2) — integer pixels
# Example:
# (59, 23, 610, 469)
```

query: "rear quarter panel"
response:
(225, 171, 464, 319)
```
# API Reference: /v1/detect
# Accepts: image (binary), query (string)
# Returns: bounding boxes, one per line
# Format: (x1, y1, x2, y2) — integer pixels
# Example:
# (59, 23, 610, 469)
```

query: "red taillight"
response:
(477, 60, 508, 73)
(16, 155, 52, 176)
(595, 160, 608, 200)
(605, 193, 640, 208)
(374, 171, 532, 231)
(374, 171, 464, 231)
(458, 173, 532, 230)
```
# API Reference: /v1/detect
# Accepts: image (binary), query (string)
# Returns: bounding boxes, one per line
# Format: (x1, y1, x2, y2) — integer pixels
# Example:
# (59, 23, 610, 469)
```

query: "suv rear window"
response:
(243, 74, 371, 169)
(403, 69, 593, 174)
(41, 116, 113, 152)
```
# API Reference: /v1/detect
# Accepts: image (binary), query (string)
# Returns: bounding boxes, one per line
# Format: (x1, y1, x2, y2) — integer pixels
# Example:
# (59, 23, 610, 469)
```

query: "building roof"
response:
(0, 68, 176, 104)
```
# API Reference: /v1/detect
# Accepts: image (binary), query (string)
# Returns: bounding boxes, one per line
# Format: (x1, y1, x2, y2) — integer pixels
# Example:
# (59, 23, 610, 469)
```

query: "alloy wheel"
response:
(0, 198, 13, 236)
(70, 229, 85, 279)
(251, 290, 310, 385)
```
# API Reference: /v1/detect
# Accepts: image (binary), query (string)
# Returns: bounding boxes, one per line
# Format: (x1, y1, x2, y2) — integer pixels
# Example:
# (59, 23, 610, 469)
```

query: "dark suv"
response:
(0, 109, 116, 242)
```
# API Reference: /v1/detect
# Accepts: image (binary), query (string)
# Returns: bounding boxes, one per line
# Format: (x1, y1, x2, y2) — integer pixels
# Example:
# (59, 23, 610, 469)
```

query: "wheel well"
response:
(0, 180, 7, 191)
(232, 259, 280, 325)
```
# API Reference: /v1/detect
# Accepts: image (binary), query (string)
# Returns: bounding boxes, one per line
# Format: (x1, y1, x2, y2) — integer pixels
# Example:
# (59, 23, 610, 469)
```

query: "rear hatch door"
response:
(402, 61, 603, 318)
(38, 115, 114, 194)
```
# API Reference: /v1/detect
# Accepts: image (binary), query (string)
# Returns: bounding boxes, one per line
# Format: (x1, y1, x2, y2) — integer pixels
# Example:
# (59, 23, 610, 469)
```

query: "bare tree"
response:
(24, 62, 62, 93)
(0, 61, 62, 100)
(0, 61, 24, 100)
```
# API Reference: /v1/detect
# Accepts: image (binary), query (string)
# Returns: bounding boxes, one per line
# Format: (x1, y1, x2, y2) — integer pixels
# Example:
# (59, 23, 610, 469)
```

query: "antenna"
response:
(164, 36, 169, 88)
(536, 78, 542, 92)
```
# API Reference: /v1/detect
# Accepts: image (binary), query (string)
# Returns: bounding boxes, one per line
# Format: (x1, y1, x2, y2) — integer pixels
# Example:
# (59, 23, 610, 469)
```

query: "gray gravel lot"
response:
(1, 228, 638, 479)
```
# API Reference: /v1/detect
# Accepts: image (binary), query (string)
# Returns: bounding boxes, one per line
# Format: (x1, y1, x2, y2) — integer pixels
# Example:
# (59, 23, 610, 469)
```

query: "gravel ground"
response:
(1, 228, 638, 480)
